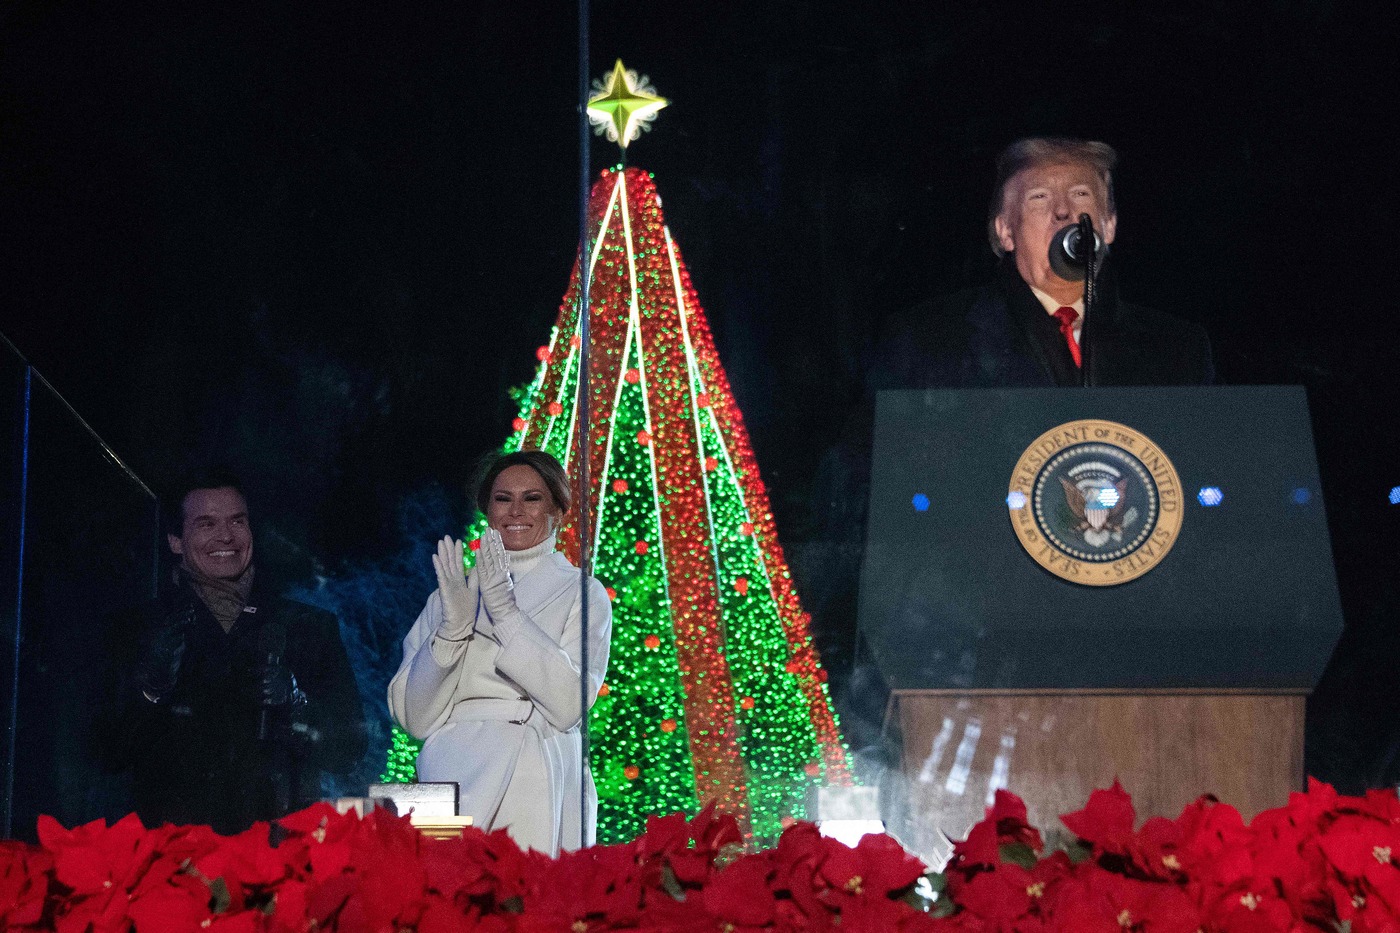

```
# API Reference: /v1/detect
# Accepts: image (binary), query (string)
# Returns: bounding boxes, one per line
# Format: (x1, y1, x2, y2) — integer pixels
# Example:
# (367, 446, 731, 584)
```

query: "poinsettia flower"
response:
(1060, 781, 1137, 857)
(419, 832, 492, 901)
(1172, 795, 1249, 866)
(192, 821, 288, 903)
(684, 801, 743, 861)
(269, 879, 310, 933)
(847, 833, 926, 897)
(953, 862, 1035, 923)
(38, 813, 155, 895)
(773, 850, 830, 924)
(1199, 885, 1300, 932)
(38, 813, 219, 933)
(950, 817, 1003, 869)
(1, 841, 55, 928)
(1318, 816, 1400, 916)
(701, 854, 778, 929)
(206, 911, 263, 932)
(1281, 778, 1343, 832)
(125, 872, 214, 933)
(986, 790, 1043, 854)
(1044, 870, 1200, 933)
(341, 810, 431, 932)
(638, 811, 691, 858)
(523, 841, 645, 929)
(1244, 818, 1332, 928)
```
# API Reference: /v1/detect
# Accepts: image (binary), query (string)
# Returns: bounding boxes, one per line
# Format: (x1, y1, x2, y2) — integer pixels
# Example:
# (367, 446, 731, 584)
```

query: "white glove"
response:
(431, 536, 475, 640)
(477, 527, 518, 622)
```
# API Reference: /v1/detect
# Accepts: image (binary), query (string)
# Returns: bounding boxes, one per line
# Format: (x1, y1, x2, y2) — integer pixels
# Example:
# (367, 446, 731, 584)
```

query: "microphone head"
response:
(1048, 222, 1105, 282)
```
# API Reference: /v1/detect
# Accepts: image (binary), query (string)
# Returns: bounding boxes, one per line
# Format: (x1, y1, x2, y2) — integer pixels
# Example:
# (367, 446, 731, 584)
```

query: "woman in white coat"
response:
(388, 450, 612, 854)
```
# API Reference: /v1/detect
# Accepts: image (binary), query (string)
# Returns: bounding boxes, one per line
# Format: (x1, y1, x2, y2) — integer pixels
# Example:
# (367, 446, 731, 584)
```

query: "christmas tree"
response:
(385, 62, 851, 843)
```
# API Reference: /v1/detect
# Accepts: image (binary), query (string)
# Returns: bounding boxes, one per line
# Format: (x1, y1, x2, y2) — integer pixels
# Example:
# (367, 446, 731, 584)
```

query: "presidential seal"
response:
(1008, 419, 1182, 586)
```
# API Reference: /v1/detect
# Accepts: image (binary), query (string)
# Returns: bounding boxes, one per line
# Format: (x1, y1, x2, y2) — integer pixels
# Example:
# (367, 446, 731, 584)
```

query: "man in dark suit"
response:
(881, 137, 1213, 389)
(100, 471, 367, 833)
(833, 139, 1213, 778)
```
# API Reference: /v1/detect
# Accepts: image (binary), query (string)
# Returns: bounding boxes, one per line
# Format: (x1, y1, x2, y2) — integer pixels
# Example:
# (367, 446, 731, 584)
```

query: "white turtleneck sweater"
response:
(387, 534, 611, 853)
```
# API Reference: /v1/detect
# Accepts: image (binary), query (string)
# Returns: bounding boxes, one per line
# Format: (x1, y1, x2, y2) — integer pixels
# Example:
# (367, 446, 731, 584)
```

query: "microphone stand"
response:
(1077, 213, 1096, 387)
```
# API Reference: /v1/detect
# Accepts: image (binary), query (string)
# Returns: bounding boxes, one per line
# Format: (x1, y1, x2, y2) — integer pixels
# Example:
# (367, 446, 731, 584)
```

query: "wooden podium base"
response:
(886, 689, 1306, 865)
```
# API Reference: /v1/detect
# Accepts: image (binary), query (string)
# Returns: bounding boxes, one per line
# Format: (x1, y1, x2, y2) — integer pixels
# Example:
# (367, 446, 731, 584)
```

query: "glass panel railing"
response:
(1, 333, 159, 841)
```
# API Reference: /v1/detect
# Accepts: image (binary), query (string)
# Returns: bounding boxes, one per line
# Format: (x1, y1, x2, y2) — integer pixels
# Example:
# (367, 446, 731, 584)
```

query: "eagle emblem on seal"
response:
(1057, 462, 1139, 548)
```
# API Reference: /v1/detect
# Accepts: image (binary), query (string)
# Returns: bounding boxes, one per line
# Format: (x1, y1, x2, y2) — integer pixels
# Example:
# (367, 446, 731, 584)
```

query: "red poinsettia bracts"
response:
(10, 781, 1400, 930)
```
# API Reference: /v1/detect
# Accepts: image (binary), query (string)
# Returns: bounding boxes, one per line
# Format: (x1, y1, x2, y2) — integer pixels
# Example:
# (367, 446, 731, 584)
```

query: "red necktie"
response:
(1053, 306, 1082, 367)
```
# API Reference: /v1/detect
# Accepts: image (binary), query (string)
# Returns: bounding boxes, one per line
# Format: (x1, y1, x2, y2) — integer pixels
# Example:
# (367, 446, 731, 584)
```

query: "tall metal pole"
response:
(575, 0, 593, 848)
(2, 367, 32, 840)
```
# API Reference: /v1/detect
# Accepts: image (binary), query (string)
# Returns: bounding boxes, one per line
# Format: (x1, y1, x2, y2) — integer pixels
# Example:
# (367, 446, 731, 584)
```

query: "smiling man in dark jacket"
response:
(102, 471, 366, 833)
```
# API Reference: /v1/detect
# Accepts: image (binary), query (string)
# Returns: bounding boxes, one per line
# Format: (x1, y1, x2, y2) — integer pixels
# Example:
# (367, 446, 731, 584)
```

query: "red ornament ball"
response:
(740, 696, 755, 710)
(511, 417, 526, 432)
(634, 540, 648, 555)
(696, 393, 711, 408)
(625, 368, 641, 384)
(804, 761, 822, 777)
(468, 539, 482, 552)
(612, 479, 628, 494)
(547, 401, 563, 416)
(704, 456, 718, 472)
(660, 718, 677, 733)
(624, 765, 640, 781)
(637, 430, 652, 446)
(739, 522, 754, 536)
(734, 577, 749, 596)
(535, 346, 551, 362)
(598, 682, 610, 697)
(644, 634, 661, 650)
(605, 587, 617, 600)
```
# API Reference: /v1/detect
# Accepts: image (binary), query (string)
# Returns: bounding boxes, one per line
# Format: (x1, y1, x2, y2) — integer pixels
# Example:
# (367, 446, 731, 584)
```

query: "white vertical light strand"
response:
(664, 226, 730, 635)
(617, 174, 674, 620)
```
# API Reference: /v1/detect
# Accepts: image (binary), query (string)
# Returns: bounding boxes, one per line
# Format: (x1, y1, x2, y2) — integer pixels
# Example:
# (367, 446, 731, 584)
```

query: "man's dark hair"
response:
(473, 449, 572, 518)
(987, 137, 1118, 256)
(162, 468, 248, 537)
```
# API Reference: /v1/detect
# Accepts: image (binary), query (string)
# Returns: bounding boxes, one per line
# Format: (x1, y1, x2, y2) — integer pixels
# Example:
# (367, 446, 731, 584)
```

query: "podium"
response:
(858, 387, 1341, 860)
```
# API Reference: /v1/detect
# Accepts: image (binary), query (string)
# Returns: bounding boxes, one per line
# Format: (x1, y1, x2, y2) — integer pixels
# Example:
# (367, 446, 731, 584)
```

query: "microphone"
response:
(1048, 217, 1104, 282)
(256, 623, 287, 741)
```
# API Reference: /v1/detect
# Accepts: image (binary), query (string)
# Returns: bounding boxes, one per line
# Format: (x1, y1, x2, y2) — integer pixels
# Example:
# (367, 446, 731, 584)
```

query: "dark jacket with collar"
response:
(101, 573, 366, 833)
(875, 255, 1214, 390)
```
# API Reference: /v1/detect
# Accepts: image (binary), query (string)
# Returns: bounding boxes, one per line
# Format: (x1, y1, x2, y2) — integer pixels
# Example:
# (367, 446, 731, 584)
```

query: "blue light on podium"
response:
(1390, 486, 1400, 506)
(1291, 487, 1312, 505)
(912, 493, 930, 512)
(1006, 491, 1027, 509)
(1197, 487, 1224, 507)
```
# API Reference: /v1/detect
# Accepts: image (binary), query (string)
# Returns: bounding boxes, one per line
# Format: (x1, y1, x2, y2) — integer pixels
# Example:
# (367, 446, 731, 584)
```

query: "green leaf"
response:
(207, 877, 232, 915)
(999, 842, 1038, 869)
(1064, 839, 1093, 865)
(658, 864, 687, 902)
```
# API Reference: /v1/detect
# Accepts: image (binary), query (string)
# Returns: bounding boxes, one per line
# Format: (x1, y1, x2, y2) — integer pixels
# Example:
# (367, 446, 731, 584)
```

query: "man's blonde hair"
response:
(987, 137, 1118, 256)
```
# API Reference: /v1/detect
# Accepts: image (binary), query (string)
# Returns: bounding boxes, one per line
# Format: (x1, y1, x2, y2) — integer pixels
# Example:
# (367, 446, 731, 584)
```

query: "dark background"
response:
(3, 2, 1397, 778)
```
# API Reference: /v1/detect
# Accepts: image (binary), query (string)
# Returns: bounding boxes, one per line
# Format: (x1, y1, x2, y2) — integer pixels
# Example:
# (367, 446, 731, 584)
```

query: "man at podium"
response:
(882, 137, 1214, 389)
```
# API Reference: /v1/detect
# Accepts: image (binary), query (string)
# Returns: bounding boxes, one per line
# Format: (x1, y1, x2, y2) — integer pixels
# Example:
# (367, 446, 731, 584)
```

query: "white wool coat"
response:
(388, 538, 611, 855)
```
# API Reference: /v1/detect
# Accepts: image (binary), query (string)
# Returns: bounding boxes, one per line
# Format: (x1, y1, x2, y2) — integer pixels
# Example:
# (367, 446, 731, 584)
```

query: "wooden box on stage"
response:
(859, 387, 1342, 861)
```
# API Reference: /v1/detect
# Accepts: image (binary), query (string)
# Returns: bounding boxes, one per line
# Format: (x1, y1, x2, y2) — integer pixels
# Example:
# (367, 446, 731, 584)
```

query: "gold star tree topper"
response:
(587, 60, 668, 149)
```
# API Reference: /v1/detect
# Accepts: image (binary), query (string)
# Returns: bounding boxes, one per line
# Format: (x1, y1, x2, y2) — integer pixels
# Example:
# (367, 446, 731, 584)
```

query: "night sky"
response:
(3, 2, 1397, 689)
